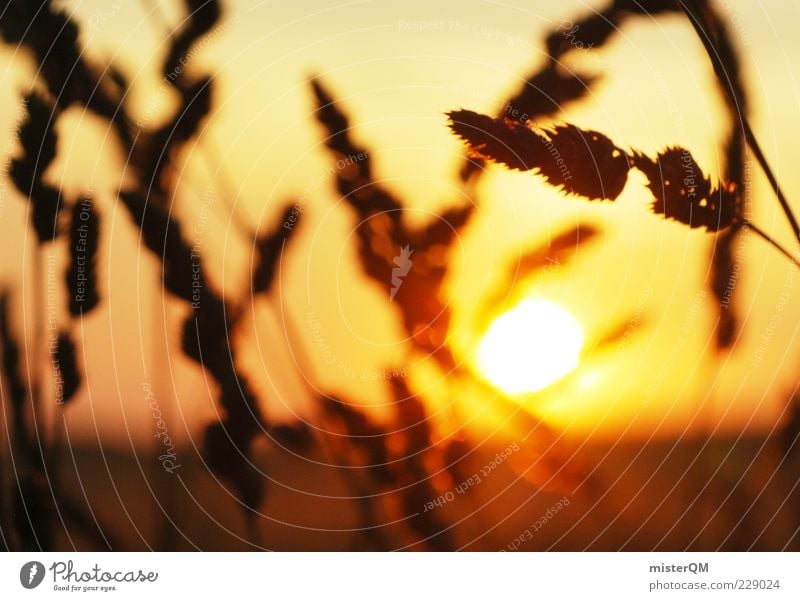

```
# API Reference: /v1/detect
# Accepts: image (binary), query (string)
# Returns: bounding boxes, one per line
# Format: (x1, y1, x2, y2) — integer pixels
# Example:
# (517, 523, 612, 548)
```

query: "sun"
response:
(477, 298, 584, 394)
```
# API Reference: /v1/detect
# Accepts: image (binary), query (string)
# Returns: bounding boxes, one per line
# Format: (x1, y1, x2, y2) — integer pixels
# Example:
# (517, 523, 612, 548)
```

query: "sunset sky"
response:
(2, 0, 800, 449)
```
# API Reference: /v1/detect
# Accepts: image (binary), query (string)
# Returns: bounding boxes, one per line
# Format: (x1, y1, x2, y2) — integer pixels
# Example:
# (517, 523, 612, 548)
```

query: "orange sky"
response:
(2, 0, 800, 449)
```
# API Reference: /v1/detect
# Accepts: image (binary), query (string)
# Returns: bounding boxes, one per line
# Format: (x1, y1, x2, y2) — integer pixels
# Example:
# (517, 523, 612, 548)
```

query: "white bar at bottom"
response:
(0, 552, 797, 599)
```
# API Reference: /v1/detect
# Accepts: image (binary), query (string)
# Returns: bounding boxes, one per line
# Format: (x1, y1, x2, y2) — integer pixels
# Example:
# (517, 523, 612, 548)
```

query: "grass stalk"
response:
(741, 220, 800, 268)
(679, 0, 800, 246)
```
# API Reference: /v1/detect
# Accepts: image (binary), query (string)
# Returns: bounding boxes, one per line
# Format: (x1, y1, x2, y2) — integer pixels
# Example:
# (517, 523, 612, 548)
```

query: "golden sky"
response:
(2, 0, 800, 448)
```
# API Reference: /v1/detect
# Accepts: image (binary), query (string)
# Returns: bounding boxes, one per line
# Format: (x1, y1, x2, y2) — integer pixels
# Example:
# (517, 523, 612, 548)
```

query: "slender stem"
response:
(137, 0, 263, 547)
(48, 405, 65, 495)
(137, 0, 256, 243)
(679, 0, 800, 246)
(198, 143, 257, 241)
(30, 250, 44, 462)
(740, 119, 799, 237)
(0, 407, 8, 550)
(741, 220, 800, 268)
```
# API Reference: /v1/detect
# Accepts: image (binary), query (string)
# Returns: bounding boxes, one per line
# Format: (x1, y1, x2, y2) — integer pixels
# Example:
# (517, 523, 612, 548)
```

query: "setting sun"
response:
(477, 299, 585, 394)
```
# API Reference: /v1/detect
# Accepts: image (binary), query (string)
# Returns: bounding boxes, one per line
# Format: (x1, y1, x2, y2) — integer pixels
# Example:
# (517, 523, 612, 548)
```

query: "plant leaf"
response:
(518, 224, 600, 273)
(66, 196, 101, 316)
(322, 394, 393, 484)
(536, 123, 630, 200)
(55, 331, 81, 405)
(448, 109, 546, 171)
(10, 93, 64, 243)
(448, 110, 631, 200)
(252, 203, 301, 295)
(634, 148, 737, 231)
(163, 0, 222, 85)
(310, 76, 403, 219)
(0, 292, 27, 414)
(204, 421, 265, 509)
(507, 66, 598, 124)
(118, 190, 199, 303)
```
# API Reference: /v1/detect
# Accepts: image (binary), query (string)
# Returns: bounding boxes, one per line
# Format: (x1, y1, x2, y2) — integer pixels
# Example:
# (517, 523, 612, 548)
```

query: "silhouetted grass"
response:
(2, 0, 798, 552)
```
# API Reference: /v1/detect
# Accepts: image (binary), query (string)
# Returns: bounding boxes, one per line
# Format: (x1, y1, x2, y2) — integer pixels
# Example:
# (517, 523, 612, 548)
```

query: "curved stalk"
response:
(680, 0, 800, 246)
(741, 219, 800, 268)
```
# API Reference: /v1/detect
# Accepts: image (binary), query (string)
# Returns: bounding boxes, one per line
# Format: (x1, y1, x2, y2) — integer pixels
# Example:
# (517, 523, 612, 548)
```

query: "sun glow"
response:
(477, 298, 584, 394)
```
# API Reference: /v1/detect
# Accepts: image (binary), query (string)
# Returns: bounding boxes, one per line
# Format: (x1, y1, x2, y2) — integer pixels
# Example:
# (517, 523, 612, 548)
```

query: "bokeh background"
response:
(2, 0, 800, 550)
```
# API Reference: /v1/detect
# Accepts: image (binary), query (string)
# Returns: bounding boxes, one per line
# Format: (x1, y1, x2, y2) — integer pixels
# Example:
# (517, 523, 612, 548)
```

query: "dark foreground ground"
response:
(6, 434, 800, 551)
